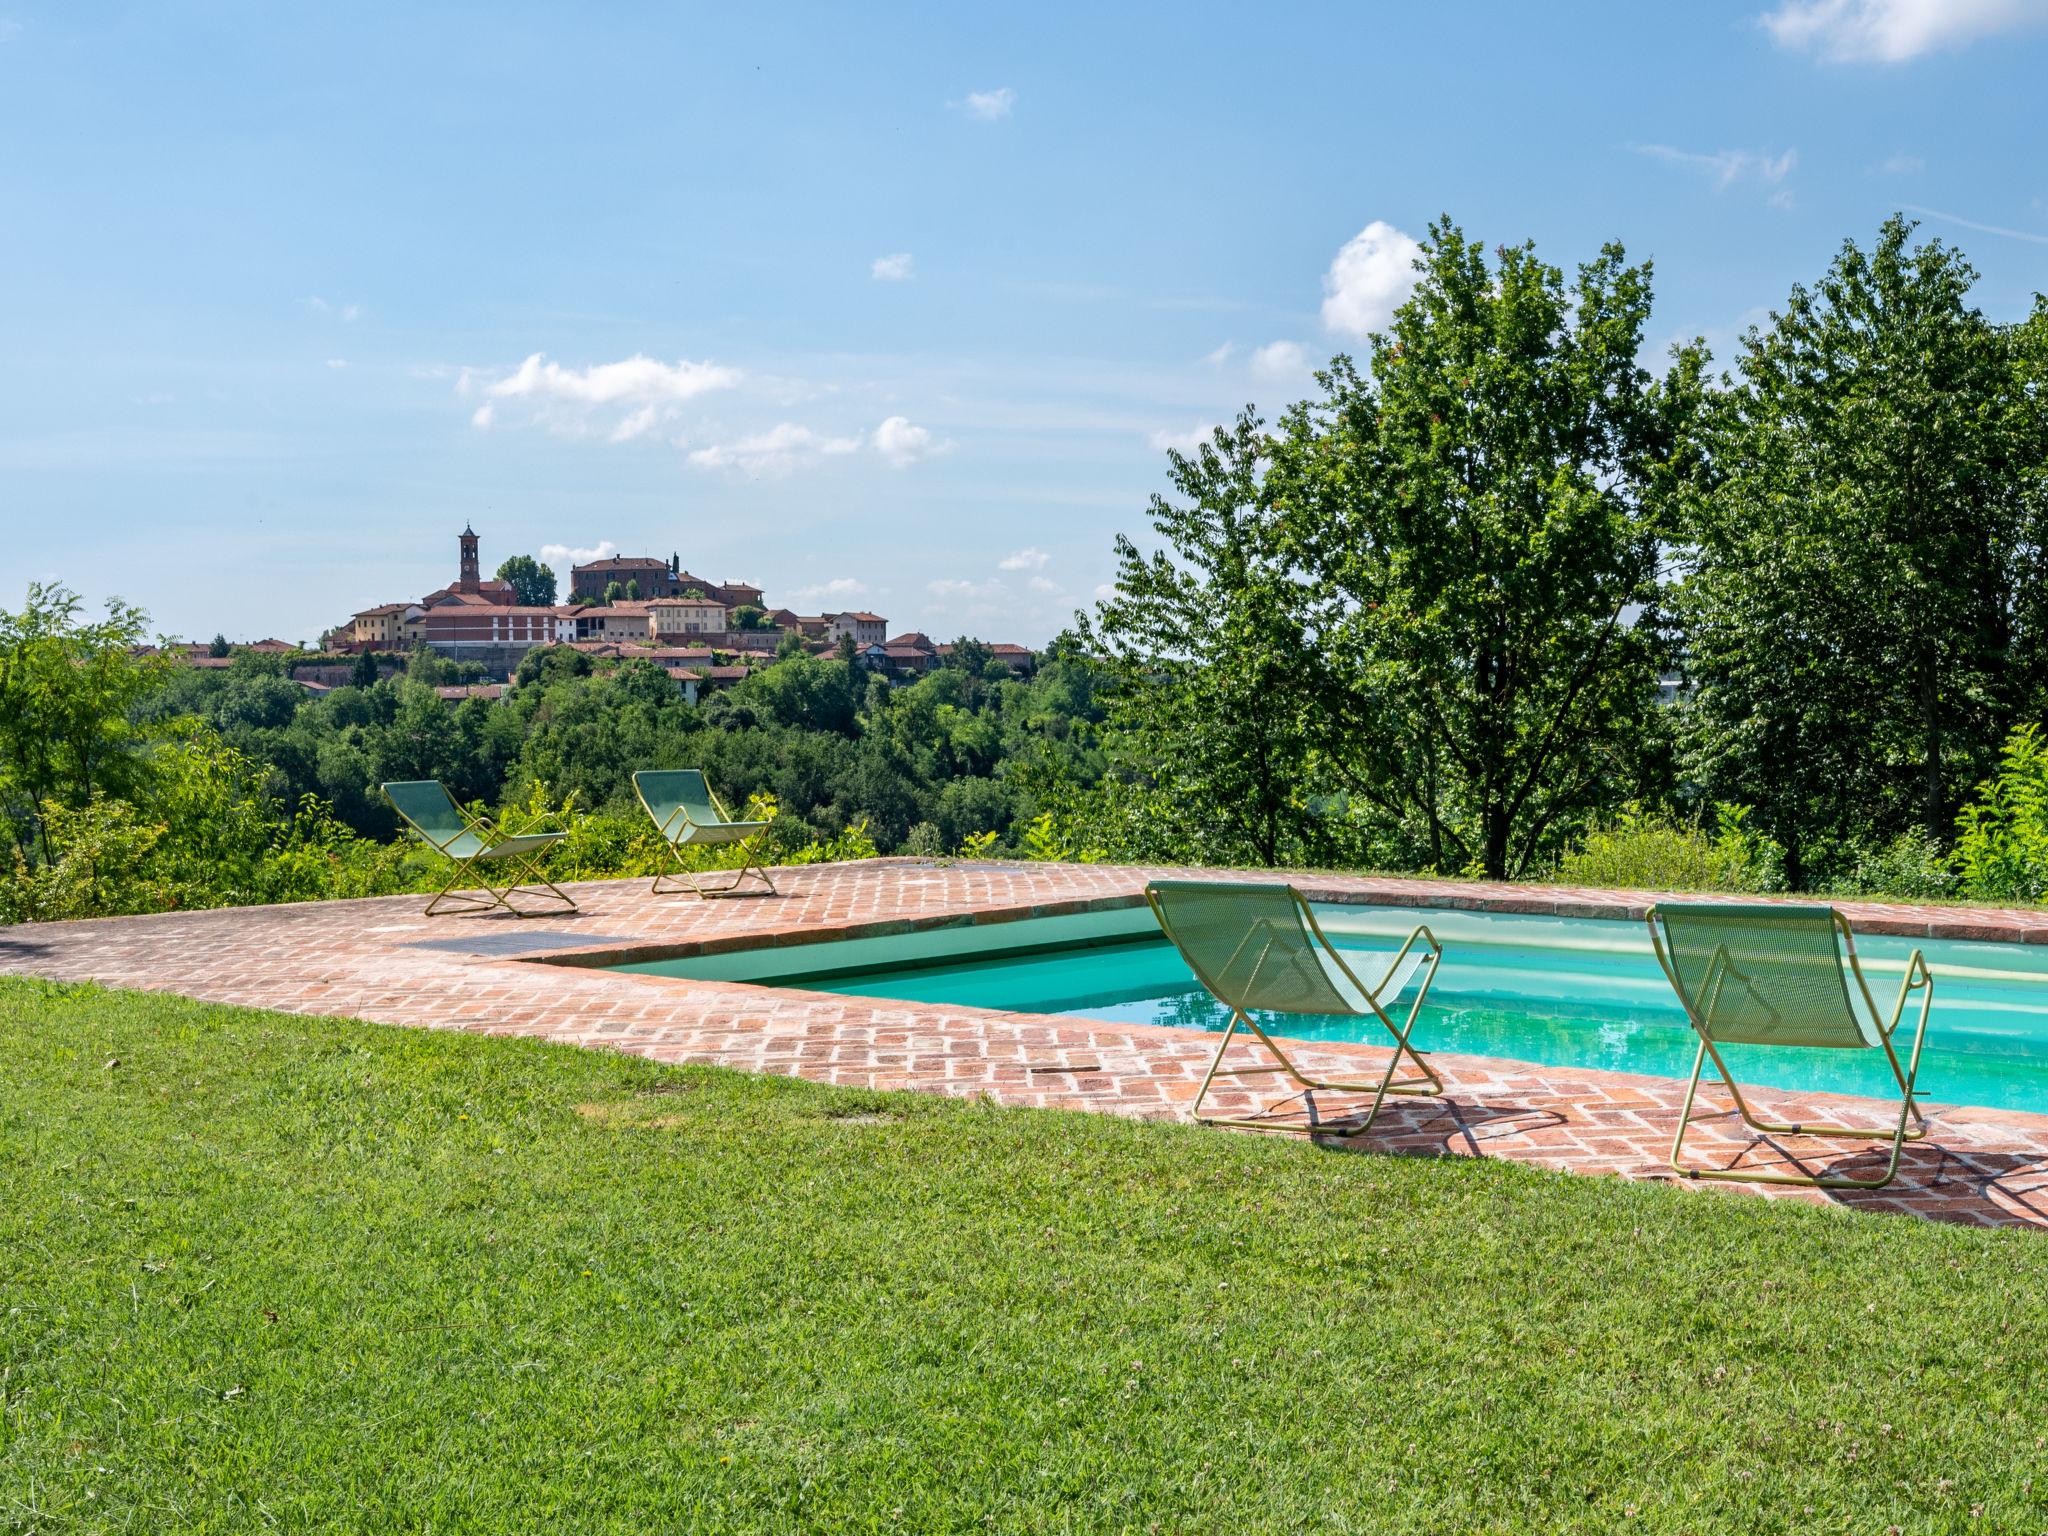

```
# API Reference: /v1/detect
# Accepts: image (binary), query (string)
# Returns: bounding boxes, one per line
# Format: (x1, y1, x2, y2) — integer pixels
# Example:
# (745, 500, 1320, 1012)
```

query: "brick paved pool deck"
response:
(8, 859, 2048, 1228)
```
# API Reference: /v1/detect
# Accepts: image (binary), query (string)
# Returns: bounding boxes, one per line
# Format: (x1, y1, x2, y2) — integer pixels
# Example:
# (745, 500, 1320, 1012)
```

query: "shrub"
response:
(1825, 829, 1958, 902)
(1952, 723, 2048, 902)
(1552, 803, 1781, 892)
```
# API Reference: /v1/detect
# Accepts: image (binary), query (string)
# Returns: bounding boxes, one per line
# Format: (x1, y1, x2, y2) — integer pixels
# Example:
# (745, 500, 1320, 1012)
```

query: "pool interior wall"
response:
(610, 904, 2048, 1115)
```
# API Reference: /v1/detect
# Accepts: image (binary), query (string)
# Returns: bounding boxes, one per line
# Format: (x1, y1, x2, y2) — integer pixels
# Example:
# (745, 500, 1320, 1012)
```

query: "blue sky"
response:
(3, 1, 2046, 646)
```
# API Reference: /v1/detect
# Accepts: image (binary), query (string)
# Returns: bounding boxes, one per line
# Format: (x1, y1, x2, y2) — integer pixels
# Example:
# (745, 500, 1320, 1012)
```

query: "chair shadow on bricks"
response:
(1647, 1114, 2048, 1228)
(1204, 1091, 1567, 1155)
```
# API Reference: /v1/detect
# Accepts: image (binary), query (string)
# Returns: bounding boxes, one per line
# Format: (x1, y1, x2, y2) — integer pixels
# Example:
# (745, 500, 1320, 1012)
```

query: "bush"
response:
(1552, 803, 1780, 892)
(1825, 829, 1958, 902)
(1952, 723, 2048, 902)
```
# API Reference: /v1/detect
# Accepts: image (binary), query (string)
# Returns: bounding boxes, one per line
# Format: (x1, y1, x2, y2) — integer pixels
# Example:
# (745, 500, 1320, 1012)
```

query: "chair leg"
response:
(1670, 1038, 1919, 1190)
(496, 855, 578, 916)
(652, 836, 777, 899)
(423, 857, 575, 918)
(1190, 1007, 1439, 1139)
(422, 862, 507, 917)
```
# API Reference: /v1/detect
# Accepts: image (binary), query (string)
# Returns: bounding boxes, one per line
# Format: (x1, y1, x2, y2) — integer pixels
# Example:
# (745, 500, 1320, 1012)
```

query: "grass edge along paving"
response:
(4, 975, 2048, 1534)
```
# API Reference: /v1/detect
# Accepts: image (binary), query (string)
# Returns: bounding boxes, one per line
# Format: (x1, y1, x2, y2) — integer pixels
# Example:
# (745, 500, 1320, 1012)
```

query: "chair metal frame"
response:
(632, 771, 778, 899)
(1147, 883, 1444, 1138)
(381, 782, 577, 919)
(1646, 904, 1934, 1189)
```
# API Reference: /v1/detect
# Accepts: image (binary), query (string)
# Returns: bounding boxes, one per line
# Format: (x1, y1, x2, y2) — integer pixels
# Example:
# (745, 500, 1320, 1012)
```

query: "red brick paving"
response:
(7, 859, 2048, 1227)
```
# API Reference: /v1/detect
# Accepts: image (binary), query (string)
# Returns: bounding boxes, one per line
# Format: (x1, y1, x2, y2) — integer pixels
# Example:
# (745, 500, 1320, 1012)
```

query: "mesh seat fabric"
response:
(1654, 902, 1877, 1050)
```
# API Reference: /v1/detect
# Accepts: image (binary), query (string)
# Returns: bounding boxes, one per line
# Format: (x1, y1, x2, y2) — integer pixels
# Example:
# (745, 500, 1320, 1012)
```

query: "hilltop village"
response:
(293, 526, 1036, 693)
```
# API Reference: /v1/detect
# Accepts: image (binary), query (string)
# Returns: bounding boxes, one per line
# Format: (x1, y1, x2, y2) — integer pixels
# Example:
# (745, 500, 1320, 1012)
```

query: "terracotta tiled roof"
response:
(573, 555, 669, 572)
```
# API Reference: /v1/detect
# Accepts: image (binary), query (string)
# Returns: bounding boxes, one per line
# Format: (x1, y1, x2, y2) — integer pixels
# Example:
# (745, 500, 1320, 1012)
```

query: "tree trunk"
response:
(1483, 804, 1510, 881)
(1920, 649, 1944, 841)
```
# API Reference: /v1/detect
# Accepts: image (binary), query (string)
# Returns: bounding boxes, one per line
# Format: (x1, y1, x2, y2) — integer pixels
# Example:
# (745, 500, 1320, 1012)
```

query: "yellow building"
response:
(649, 596, 728, 638)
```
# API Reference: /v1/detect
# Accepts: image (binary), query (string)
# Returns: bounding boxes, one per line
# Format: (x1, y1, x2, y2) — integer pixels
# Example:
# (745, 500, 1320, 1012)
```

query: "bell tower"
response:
(458, 523, 480, 594)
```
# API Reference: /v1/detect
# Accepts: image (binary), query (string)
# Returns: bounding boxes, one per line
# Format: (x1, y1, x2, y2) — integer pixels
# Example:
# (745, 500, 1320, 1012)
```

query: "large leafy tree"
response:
(0, 584, 167, 865)
(495, 555, 558, 607)
(1672, 217, 2048, 885)
(1276, 219, 1689, 878)
(1082, 412, 1321, 868)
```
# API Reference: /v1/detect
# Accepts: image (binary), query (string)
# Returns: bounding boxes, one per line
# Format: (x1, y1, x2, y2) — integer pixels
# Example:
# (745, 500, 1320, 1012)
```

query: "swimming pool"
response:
(610, 904, 2048, 1113)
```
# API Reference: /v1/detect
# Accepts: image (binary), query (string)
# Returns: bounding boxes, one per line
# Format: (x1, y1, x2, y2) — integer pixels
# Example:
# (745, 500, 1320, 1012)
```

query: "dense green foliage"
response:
(1075, 221, 1692, 878)
(1073, 214, 2048, 891)
(1672, 218, 2048, 888)
(7, 979, 2048, 1532)
(0, 582, 1106, 920)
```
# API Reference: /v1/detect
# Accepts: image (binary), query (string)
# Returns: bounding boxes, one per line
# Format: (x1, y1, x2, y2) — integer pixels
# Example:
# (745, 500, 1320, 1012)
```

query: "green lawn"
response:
(4, 979, 2047, 1533)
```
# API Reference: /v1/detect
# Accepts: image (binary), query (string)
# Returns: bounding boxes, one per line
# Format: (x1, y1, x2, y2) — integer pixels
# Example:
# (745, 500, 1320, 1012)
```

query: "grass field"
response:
(5, 975, 2048, 1533)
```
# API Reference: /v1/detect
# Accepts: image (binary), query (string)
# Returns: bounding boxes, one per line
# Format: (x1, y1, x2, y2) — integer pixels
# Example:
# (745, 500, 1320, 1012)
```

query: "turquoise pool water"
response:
(618, 906, 2048, 1113)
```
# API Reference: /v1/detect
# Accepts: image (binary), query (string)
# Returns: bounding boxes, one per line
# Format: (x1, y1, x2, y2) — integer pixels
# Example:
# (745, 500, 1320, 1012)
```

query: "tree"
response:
(835, 632, 858, 664)
(495, 554, 558, 607)
(350, 648, 380, 688)
(624, 578, 641, 602)
(603, 580, 624, 607)
(1672, 217, 2048, 884)
(1278, 218, 1685, 878)
(0, 584, 167, 865)
(208, 633, 231, 658)
(730, 606, 768, 632)
(1083, 412, 1320, 868)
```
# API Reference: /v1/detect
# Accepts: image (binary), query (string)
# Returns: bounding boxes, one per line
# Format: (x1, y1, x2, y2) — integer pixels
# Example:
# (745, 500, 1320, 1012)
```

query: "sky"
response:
(2, 0, 2046, 647)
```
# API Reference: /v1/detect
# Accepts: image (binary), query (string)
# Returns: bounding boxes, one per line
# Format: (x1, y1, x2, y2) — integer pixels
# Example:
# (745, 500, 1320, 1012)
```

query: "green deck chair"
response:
(1146, 880, 1445, 1137)
(381, 780, 576, 918)
(632, 769, 777, 898)
(1646, 901, 1934, 1189)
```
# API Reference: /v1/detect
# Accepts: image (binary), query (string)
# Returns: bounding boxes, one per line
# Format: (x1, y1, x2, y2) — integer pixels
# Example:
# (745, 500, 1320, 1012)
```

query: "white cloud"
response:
(324, 358, 348, 370)
(1634, 144, 1798, 197)
(688, 422, 862, 476)
(539, 540, 617, 569)
(304, 296, 363, 322)
(871, 252, 915, 281)
(1876, 152, 1926, 174)
(958, 86, 1016, 121)
(790, 576, 869, 604)
(1250, 340, 1309, 383)
(1148, 423, 1218, 455)
(872, 414, 941, 467)
(1201, 342, 1236, 367)
(999, 547, 1049, 572)
(928, 577, 1003, 600)
(1026, 576, 1062, 595)
(489, 351, 739, 406)
(470, 350, 741, 443)
(1320, 221, 1424, 337)
(1902, 203, 2048, 245)
(1761, 0, 2046, 61)
(608, 405, 660, 443)
(470, 404, 495, 430)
